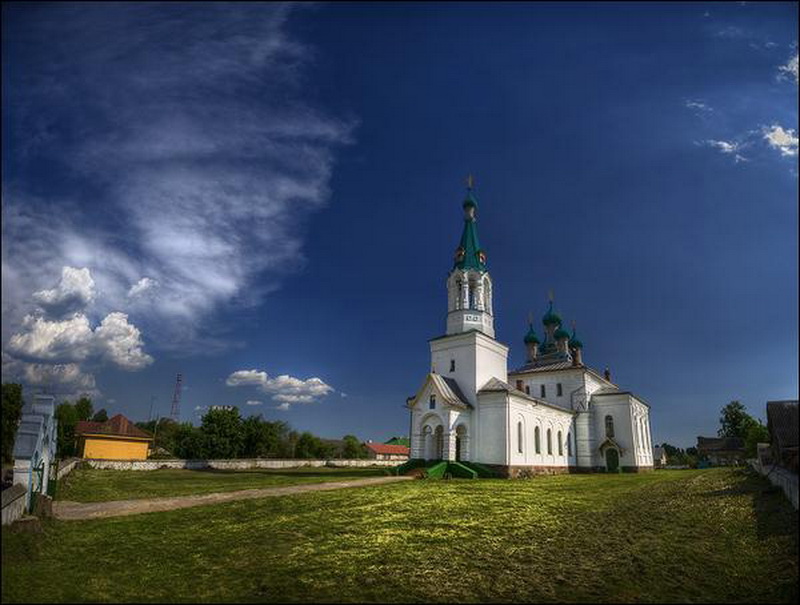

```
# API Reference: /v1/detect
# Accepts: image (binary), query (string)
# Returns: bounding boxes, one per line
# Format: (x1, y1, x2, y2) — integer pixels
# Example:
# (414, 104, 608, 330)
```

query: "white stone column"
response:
(461, 278, 470, 310)
(444, 431, 457, 461)
(475, 280, 485, 311)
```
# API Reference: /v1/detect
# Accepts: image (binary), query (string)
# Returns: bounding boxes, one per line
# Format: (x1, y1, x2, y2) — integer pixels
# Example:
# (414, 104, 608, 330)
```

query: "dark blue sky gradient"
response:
(3, 2, 797, 448)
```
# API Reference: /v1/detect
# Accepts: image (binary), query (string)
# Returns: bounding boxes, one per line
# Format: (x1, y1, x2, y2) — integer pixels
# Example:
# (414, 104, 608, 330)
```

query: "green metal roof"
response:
(554, 326, 570, 340)
(524, 323, 540, 344)
(542, 301, 562, 326)
(453, 188, 487, 271)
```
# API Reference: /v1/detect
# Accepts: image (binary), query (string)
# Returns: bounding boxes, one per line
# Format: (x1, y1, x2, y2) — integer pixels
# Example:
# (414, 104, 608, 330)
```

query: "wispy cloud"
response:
(777, 53, 799, 84)
(2, 4, 355, 367)
(245, 400, 263, 406)
(699, 139, 748, 163)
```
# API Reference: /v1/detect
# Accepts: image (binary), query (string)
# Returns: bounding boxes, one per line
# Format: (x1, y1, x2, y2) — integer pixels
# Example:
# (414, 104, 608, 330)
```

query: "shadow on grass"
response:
(701, 468, 798, 541)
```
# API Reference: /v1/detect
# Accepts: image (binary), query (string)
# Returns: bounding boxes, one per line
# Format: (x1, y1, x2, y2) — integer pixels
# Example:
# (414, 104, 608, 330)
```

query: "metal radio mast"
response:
(170, 373, 183, 422)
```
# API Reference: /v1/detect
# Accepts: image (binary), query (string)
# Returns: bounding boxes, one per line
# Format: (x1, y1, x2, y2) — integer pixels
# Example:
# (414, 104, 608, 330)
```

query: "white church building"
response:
(407, 184, 654, 476)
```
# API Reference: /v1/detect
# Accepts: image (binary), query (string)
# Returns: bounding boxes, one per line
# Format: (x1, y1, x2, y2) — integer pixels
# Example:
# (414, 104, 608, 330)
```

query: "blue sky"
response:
(2, 2, 797, 449)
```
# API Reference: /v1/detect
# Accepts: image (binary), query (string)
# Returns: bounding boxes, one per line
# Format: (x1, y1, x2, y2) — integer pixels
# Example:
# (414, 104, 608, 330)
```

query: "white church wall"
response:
(591, 394, 640, 469)
(509, 368, 584, 409)
(475, 392, 507, 465)
(574, 410, 594, 468)
(506, 396, 574, 468)
(430, 331, 508, 407)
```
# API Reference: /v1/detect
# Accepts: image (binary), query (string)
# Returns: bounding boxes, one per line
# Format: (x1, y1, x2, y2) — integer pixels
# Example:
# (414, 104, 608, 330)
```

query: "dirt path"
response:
(53, 475, 414, 521)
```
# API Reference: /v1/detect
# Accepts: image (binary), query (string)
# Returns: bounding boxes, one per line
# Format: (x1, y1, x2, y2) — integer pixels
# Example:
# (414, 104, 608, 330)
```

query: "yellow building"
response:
(75, 414, 153, 460)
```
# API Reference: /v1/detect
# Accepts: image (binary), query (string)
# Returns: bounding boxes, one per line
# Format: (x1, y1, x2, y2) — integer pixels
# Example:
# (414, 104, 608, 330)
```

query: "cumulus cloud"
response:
(778, 53, 799, 84)
(763, 125, 799, 157)
(7, 311, 152, 370)
(225, 368, 334, 408)
(245, 400, 263, 406)
(32, 266, 95, 317)
(1, 353, 98, 399)
(226, 369, 268, 387)
(274, 403, 291, 412)
(2, 4, 355, 354)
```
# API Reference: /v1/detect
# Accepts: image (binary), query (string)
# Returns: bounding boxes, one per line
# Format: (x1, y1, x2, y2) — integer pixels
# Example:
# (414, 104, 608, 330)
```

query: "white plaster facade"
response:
(407, 188, 654, 475)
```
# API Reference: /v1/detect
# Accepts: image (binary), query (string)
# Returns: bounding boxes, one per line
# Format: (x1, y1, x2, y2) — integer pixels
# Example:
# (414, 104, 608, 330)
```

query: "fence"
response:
(1, 484, 28, 526)
(749, 460, 798, 509)
(82, 458, 405, 471)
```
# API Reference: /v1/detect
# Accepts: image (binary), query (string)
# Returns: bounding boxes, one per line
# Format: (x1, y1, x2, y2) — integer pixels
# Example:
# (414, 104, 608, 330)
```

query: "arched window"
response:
(517, 421, 524, 454)
(429, 394, 436, 410)
(605, 415, 615, 438)
(547, 429, 552, 455)
(558, 431, 563, 456)
(567, 431, 572, 456)
(534, 427, 541, 454)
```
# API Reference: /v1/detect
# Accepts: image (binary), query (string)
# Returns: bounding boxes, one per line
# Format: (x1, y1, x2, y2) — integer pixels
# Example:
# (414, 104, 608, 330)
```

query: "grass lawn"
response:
(2, 468, 797, 603)
(56, 466, 392, 502)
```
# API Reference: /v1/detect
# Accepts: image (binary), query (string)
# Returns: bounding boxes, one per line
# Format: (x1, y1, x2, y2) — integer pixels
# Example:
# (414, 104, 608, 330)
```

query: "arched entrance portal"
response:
(605, 448, 620, 472)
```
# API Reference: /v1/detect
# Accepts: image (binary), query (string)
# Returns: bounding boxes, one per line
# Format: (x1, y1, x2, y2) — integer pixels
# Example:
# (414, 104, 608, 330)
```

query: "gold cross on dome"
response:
(548, 289, 554, 302)
(528, 311, 533, 325)
(466, 174, 475, 189)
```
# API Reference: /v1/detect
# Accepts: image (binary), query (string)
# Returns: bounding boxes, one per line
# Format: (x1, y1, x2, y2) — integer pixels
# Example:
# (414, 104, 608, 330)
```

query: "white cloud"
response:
(245, 400, 263, 406)
(274, 402, 291, 411)
(777, 53, 799, 84)
(32, 266, 95, 317)
(226, 369, 268, 387)
(684, 99, 713, 114)
(7, 311, 152, 370)
(763, 125, 799, 157)
(225, 368, 334, 408)
(704, 139, 740, 154)
(2, 4, 355, 356)
(128, 277, 158, 298)
(94, 312, 153, 370)
(1, 353, 98, 399)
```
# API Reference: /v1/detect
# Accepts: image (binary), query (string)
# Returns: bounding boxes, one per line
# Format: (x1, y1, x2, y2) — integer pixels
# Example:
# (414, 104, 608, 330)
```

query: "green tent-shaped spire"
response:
(453, 185, 487, 271)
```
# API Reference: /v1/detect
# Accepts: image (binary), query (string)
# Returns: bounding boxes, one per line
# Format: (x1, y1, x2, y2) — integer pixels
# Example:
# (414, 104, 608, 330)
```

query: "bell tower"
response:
(446, 177, 495, 338)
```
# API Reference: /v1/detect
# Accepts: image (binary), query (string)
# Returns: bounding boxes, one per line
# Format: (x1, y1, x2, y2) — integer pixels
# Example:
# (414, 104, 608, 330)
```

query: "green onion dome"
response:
(463, 189, 478, 210)
(524, 324, 540, 344)
(569, 328, 583, 349)
(554, 326, 571, 341)
(542, 301, 562, 327)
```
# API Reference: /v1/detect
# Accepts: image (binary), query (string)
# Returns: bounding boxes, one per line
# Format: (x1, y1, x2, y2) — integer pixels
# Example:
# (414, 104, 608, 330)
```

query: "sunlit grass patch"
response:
(2, 468, 797, 603)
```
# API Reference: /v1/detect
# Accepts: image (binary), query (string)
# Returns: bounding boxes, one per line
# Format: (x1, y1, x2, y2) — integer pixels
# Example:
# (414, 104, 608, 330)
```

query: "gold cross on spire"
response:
(528, 311, 533, 325)
(466, 174, 474, 189)
(571, 319, 576, 331)
(548, 289, 554, 302)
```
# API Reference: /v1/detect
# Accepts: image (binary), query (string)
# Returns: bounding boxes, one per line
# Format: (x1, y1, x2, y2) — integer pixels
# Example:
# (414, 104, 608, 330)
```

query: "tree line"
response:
(136, 407, 369, 460)
(2, 383, 368, 462)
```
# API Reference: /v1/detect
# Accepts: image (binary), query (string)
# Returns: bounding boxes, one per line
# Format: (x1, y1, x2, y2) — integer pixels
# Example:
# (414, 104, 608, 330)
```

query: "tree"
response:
(294, 432, 320, 459)
(55, 401, 79, 458)
(74, 396, 94, 422)
(342, 435, 367, 459)
(2, 383, 24, 463)
(91, 409, 108, 423)
(201, 407, 243, 459)
(242, 415, 283, 458)
(718, 400, 758, 441)
(172, 422, 205, 459)
(744, 421, 770, 458)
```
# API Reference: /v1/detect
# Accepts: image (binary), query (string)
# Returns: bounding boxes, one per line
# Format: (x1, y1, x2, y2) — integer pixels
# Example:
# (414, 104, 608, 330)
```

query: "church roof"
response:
(478, 377, 574, 413)
(453, 188, 486, 272)
(407, 373, 472, 409)
(510, 360, 580, 374)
